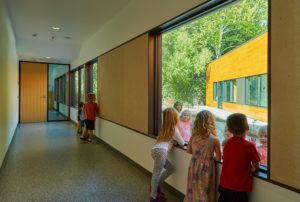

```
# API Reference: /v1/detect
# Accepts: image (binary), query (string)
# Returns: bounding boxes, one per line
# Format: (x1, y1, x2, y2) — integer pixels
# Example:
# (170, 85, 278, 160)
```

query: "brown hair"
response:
(87, 93, 95, 101)
(226, 113, 248, 135)
(192, 110, 216, 139)
(157, 108, 179, 143)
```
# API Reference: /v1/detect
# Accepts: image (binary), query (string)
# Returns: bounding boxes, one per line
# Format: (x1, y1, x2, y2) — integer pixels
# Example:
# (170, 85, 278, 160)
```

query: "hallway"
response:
(0, 122, 181, 201)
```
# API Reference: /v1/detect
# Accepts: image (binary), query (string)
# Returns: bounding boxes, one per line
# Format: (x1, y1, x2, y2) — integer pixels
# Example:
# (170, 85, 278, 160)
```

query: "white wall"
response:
(59, 103, 69, 117)
(0, 0, 19, 167)
(70, 107, 78, 123)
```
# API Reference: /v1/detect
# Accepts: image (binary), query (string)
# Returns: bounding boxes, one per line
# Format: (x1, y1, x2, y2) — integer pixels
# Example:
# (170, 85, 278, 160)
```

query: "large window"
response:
(161, 0, 268, 168)
(70, 61, 97, 108)
(92, 62, 98, 100)
(246, 74, 267, 107)
(80, 68, 85, 103)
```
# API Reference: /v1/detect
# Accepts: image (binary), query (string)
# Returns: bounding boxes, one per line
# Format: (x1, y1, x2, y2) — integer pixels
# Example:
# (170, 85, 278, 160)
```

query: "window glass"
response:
(260, 74, 268, 107)
(75, 71, 79, 105)
(161, 0, 268, 168)
(213, 82, 217, 101)
(93, 63, 98, 100)
(80, 68, 85, 102)
(246, 76, 259, 106)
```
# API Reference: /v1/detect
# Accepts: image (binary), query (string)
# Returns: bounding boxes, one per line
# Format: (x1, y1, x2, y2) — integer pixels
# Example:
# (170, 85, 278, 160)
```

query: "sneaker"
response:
(80, 135, 88, 140)
(149, 197, 158, 202)
(148, 186, 165, 197)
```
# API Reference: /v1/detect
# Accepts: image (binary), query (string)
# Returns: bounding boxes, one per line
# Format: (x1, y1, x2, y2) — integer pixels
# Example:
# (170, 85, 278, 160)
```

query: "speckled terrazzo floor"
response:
(0, 122, 182, 202)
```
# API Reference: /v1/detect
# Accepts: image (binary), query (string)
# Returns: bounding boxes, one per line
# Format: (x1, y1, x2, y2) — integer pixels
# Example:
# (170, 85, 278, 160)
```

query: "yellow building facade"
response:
(206, 32, 268, 122)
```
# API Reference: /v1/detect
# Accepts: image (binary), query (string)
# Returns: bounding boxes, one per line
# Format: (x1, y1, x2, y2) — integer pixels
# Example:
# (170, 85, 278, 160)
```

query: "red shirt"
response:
(220, 136, 260, 192)
(83, 101, 98, 120)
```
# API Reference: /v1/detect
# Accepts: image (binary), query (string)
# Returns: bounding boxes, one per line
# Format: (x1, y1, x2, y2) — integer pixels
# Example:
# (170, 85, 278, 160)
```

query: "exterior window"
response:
(58, 76, 65, 104)
(70, 70, 79, 107)
(80, 68, 85, 103)
(213, 82, 217, 101)
(246, 74, 267, 107)
(224, 80, 236, 103)
(93, 63, 98, 100)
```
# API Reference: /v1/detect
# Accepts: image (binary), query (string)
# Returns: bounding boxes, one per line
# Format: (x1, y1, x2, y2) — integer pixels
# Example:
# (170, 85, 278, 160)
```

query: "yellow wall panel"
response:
(98, 34, 149, 134)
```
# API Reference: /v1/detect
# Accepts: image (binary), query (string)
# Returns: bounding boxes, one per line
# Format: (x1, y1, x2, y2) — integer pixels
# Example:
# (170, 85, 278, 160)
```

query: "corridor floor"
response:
(0, 122, 182, 202)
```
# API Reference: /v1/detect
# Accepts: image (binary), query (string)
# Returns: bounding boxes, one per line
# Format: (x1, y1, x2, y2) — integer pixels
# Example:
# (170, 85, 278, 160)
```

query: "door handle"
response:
(41, 96, 47, 98)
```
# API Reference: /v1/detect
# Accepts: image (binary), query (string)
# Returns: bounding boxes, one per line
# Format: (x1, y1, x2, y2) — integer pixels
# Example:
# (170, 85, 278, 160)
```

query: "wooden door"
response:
(20, 62, 47, 122)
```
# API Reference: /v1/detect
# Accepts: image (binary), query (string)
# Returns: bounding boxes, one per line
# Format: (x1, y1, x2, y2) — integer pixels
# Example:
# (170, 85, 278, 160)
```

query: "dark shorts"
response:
(80, 120, 85, 128)
(84, 120, 95, 130)
(218, 185, 248, 202)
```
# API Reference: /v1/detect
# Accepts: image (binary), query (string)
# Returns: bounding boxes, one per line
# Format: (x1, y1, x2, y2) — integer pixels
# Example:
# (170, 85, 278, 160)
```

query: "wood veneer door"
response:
(20, 62, 47, 123)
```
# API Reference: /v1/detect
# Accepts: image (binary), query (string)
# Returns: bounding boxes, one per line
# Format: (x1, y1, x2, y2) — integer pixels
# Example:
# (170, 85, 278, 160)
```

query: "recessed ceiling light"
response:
(45, 57, 51, 59)
(51, 26, 60, 30)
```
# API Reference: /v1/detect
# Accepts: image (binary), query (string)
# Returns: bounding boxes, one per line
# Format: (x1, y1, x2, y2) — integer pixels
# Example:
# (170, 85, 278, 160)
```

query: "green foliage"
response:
(162, 0, 268, 106)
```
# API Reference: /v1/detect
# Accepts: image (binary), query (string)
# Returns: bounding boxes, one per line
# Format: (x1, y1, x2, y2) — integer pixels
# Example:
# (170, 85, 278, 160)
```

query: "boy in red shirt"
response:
(219, 113, 260, 202)
(80, 93, 98, 143)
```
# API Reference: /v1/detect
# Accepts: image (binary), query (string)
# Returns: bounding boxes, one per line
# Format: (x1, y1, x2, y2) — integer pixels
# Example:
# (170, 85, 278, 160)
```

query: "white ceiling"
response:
(6, 0, 131, 64)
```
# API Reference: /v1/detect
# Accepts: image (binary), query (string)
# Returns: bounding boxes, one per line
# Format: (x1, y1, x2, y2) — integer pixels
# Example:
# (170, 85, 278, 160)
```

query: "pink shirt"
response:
(83, 101, 98, 120)
(256, 145, 267, 165)
(178, 121, 191, 141)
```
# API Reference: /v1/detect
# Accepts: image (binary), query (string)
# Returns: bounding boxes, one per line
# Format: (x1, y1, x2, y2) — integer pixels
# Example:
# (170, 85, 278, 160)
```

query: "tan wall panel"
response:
(98, 34, 149, 134)
(270, 0, 300, 189)
(20, 62, 47, 122)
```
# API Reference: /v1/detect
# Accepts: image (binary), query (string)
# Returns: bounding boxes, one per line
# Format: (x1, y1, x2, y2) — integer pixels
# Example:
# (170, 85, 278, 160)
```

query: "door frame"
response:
(19, 61, 70, 123)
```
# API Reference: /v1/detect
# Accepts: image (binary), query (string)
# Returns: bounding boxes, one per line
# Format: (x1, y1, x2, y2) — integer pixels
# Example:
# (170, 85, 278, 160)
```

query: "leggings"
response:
(150, 148, 175, 199)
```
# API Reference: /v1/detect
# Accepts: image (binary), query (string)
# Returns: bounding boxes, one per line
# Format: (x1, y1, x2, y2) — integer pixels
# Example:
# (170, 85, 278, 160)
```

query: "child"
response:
(221, 125, 233, 148)
(173, 101, 182, 114)
(256, 125, 268, 165)
(150, 107, 185, 202)
(219, 113, 260, 202)
(184, 110, 221, 202)
(178, 109, 192, 141)
(77, 102, 84, 134)
(80, 93, 98, 143)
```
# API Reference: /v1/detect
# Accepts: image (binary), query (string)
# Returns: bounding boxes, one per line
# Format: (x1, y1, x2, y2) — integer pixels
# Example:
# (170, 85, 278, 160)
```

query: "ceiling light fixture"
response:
(51, 26, 60, 30)
(45, 57, 51, 59)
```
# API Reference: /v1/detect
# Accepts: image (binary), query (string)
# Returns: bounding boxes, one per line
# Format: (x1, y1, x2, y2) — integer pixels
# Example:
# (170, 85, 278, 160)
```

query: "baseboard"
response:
(93, 136, 185, 200)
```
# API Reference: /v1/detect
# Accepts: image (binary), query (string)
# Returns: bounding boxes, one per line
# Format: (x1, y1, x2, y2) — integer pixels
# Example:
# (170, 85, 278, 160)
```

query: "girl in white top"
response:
(150, 108, 185, 202)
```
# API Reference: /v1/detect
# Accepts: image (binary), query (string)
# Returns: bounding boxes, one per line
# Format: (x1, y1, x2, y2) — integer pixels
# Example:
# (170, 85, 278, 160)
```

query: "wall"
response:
(206, 33, 268, 121)
(70, 0, 300, 200)
(59, 103, 69, 117)
(270, 0, 300, 190)
(0, 0, 19, 167)
(71, 0, 205, 69)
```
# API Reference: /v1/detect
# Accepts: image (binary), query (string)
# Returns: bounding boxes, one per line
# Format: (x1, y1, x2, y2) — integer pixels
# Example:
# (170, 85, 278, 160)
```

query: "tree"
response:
(162, 0, 268, 106)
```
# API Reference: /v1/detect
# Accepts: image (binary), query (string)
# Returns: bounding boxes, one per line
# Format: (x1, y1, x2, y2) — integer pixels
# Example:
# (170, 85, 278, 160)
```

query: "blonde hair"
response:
(258, 125, 268, 136)
(87, 93, 95, 101)
(192, 110, 216, 139)
(157, 108, 179, 143)
(179, 109, 191, 122)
